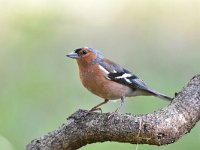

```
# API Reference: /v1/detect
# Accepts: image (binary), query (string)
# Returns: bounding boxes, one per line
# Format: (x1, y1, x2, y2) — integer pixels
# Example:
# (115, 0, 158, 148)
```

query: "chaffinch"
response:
(67, 47, 173, 112)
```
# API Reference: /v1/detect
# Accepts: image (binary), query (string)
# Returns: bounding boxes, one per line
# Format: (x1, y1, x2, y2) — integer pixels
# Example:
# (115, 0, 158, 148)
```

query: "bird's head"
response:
(67, 47, 103, 64)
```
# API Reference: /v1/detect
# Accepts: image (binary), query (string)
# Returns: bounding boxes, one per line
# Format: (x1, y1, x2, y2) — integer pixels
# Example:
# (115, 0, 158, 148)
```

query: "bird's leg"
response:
(114, 96, 125, 113)
(108, 96, 125, 118)
(89, 99, 109, 113)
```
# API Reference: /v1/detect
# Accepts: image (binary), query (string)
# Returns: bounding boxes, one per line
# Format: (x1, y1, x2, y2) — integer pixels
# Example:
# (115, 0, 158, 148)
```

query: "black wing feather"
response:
(99, 59, 149, 90)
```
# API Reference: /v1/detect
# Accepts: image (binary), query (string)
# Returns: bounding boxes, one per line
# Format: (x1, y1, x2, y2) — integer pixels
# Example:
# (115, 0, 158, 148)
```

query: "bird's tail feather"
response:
(154, 93, 173, 101)
(145, 88, 173, 101)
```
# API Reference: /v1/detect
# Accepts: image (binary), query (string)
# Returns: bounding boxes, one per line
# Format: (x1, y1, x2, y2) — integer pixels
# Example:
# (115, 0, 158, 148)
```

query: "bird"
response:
(66, 47, 173, 112)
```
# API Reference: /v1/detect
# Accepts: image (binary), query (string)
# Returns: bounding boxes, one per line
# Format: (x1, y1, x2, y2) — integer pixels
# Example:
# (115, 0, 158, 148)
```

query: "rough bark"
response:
(25, 74, 200, 150)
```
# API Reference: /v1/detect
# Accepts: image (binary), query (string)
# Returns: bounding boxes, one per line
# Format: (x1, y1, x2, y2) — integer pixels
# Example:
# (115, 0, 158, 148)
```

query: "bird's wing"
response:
(99, 58, 149, 91)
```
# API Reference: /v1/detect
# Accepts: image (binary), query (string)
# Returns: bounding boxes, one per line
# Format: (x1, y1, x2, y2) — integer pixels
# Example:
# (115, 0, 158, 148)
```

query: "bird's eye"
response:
(82, 50, 87, 55)
(78, 50, 87, 56)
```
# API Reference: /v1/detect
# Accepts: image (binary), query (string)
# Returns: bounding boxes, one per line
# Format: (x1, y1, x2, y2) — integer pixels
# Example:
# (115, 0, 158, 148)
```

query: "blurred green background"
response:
(0, 0, 200, 150)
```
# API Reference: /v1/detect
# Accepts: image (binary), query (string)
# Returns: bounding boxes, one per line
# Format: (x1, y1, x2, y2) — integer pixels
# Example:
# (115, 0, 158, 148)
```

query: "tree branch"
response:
(25, 74, 200, 150)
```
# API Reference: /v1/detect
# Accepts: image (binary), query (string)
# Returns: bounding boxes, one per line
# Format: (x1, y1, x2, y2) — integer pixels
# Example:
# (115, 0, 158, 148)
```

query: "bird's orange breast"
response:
(77, 62, 132, 100)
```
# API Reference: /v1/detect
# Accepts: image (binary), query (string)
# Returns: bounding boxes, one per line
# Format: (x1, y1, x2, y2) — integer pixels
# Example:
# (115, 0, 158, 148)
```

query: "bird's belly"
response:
(80, 73, 132, 100)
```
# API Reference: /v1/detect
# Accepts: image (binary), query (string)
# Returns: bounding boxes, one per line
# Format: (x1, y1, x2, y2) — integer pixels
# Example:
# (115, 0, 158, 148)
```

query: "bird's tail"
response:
(154, 92, 173, 101)
(145, 88, 173, 101)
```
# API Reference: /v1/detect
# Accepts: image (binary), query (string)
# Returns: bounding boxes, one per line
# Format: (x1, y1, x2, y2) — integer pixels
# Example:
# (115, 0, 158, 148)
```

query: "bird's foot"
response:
(107, 109, 121, 119)
(89, 107, 102, 113)
(84, 107, 102, 117)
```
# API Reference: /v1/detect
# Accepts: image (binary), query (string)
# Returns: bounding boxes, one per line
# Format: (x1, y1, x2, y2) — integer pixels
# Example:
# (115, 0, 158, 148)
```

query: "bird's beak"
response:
(66, 51, 79, 59)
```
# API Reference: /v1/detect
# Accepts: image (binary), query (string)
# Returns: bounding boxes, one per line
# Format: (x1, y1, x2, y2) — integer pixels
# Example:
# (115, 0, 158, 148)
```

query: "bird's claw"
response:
(107, 109, 120, 119)
(89, 107, 102, 113)
(83, 107, 103, 117)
